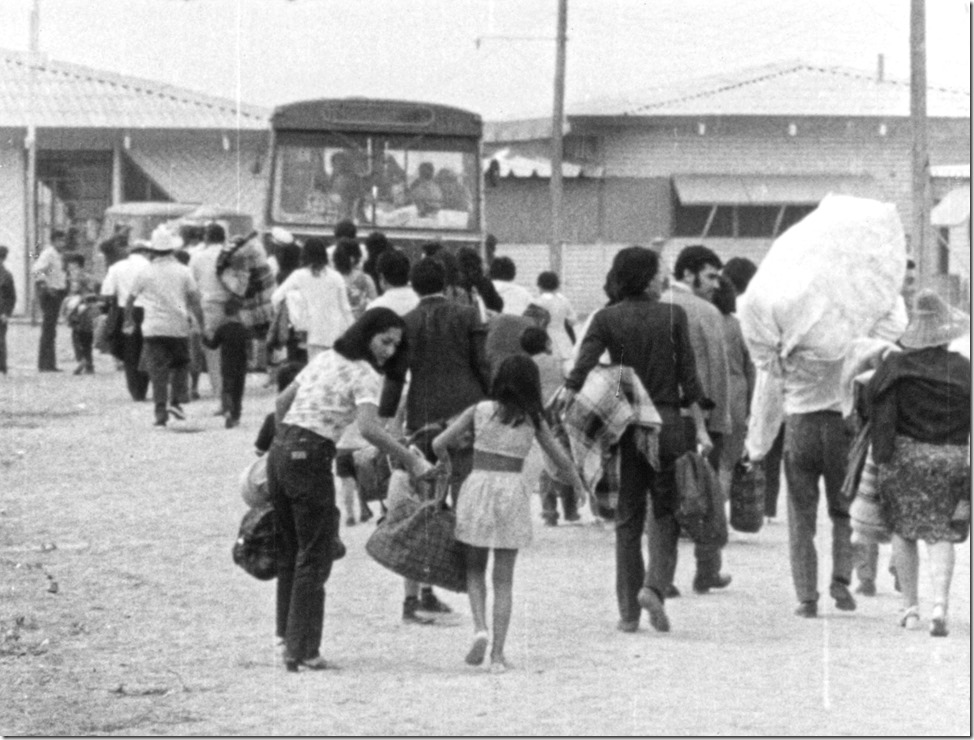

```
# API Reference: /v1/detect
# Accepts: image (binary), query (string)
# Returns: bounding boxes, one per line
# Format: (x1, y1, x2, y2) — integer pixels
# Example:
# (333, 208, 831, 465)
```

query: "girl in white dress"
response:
(432, 355, 587, 673)
(533, 271, 578, 376)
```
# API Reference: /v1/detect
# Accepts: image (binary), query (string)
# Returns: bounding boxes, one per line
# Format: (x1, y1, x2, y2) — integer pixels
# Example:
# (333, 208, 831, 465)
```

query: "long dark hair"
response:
(334, 307, 407, 373)
(490, 354, 544, 428)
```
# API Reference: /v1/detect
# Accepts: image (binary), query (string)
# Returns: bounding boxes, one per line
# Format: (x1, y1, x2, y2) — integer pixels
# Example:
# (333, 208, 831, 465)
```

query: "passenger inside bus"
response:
(408, 162, 443, 217)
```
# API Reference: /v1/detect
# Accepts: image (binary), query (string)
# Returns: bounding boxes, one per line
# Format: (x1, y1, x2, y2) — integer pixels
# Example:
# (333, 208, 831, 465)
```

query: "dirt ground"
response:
(0, 321, 970, 736)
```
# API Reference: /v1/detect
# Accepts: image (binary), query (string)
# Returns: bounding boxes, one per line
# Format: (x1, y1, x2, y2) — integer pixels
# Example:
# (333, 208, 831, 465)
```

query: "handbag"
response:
(849, 446, 891, 545)
(365, 469, 467, 593)
(675, 451, 727, 547)
(232, 504, 277, 580)
(353, 445, 392, 502)
(841, 419, 873, 501)
(729, 460, 764, 533)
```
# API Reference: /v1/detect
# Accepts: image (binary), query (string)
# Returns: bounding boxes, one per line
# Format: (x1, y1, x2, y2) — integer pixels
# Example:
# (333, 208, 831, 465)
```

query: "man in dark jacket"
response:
(379, 256, 491, 622)
(0, 245, 16, 374)
(566, 246, 712, 634)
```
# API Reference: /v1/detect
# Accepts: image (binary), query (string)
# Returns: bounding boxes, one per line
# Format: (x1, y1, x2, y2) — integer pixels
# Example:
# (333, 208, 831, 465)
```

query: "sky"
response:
(0, 0, 970, 120)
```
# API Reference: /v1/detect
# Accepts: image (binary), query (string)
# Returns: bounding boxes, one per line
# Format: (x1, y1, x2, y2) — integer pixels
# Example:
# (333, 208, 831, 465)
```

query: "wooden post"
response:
(25, 0, 40, 322)
(549, 0, 568, 276)
(910, 0, 931, 282)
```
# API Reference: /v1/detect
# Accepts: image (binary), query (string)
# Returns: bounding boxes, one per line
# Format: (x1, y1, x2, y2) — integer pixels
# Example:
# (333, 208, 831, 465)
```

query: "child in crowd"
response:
(334, 429, 375, 525)
(203, 297, 250, 428)
(432, 355, 587, 673)
(62, 254, 99, 375)
(174, 249, 204, 400)
(520, 326, 579, 526)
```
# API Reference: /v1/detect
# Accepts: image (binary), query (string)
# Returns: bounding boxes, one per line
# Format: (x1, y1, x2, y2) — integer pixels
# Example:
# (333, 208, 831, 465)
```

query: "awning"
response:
(484, 147, 603, 179)
(931, 185, 971, 226)
(673, 174, 880, 205)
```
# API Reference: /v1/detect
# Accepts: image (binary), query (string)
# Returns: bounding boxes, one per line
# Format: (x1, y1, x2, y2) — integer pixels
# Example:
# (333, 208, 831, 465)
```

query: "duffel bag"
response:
(729, 460, 764, 533)
(232, 504, 277, 580)
(675, 451, 728, 547)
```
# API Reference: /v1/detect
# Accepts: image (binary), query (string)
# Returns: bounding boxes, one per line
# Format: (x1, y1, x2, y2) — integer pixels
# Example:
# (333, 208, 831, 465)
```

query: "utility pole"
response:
(549, 0, 568, 276)
(25, 0, 40, 322)
(910, 0, 931, 283)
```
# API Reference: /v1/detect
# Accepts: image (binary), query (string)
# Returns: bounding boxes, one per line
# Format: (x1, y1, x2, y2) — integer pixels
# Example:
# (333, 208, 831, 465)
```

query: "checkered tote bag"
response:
(365, 469, 467, 593)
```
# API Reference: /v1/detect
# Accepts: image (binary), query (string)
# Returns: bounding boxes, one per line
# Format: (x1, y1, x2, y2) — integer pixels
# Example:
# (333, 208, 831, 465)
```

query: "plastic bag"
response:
(739, 194, 906, 371)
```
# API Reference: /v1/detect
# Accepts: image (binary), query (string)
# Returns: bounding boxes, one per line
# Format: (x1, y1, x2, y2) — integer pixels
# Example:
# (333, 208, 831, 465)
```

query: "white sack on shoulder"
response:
(739, 194, 906, 370)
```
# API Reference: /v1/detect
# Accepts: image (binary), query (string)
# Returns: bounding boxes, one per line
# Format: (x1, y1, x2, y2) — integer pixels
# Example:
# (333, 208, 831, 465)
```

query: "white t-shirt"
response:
(493, 280, 534, 316)
(272, 267, 353, 348)
(100, 253, 149, 307)
(368, 286, 420, 317)
(129, 255, 199, 338)
(189, 244, 233, 305)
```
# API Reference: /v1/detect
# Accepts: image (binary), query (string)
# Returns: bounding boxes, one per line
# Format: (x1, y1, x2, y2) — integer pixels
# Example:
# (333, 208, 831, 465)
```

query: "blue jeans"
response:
(269, 424, 339, 662)
(784, 411, 855, 603)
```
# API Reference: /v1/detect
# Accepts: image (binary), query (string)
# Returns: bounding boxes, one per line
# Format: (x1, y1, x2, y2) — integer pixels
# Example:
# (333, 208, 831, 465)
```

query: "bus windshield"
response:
(271, 131, 479, 232)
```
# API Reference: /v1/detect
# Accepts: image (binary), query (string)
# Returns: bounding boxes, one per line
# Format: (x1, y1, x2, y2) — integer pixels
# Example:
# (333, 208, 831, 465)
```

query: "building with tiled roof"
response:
(483, 60, 971, 314)
(0, 49, 272, 314)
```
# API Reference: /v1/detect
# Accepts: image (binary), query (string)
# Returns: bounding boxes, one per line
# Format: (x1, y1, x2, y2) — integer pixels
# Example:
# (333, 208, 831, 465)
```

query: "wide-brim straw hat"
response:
(900, 289, 970, 349)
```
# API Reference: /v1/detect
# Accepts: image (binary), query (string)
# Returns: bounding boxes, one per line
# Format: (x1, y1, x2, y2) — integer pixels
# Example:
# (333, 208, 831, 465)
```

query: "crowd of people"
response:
(10, 216, 971, 675)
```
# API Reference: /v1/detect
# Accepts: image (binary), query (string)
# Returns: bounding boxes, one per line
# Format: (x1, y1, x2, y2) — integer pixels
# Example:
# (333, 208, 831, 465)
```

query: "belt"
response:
(473, 451, 524, 474)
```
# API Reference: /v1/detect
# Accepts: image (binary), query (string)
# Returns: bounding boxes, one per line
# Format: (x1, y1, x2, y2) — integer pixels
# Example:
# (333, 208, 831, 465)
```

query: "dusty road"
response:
(0, 322, 970, 736)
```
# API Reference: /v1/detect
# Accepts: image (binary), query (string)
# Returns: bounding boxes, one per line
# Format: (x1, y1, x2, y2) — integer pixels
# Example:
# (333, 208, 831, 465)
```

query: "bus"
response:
(265, 98, 484, 258)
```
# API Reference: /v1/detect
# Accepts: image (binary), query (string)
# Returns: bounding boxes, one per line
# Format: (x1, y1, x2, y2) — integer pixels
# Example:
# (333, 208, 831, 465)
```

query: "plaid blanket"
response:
(218, 240, 275, 329)
(546, 366, 661, 495)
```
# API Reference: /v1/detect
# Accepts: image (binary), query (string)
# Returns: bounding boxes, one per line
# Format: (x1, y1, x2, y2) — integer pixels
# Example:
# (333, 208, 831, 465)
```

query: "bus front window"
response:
(272, 133, 478, 231)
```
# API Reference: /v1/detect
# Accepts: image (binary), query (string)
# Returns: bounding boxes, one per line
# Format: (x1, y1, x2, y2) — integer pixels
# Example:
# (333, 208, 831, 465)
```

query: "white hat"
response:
(270, 226, 295, 245)
(149, 224, 183, 253)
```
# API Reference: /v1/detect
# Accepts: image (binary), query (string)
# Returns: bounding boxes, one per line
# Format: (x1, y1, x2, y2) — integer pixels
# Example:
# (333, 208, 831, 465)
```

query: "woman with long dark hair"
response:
(269, 307, 433, 671)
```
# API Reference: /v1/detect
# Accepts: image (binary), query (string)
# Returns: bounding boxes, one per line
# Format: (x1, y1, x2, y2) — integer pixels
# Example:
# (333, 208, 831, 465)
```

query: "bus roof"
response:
(271, 98, 482, 138)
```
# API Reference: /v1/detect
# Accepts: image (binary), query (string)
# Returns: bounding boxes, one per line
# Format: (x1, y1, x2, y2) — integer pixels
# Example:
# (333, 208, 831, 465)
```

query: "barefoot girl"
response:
(432, 354, 587, 672)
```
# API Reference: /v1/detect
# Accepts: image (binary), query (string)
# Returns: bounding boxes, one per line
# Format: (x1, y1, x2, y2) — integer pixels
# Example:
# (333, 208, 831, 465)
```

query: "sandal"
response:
(899, 606, 920, 630)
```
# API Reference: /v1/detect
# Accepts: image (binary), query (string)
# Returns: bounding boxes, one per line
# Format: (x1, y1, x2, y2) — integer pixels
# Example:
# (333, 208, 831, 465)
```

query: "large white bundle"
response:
(739, 194, 906, 372)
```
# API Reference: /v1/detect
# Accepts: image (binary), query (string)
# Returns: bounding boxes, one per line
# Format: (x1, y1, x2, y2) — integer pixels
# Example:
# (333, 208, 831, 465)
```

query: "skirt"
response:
(454, 469, 532, 550)
(877, 435, 970, 544)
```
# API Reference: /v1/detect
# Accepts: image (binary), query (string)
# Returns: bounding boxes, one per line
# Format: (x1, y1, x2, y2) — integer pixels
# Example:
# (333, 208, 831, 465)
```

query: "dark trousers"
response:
(269, 424, 339, 662)
(142, 337, 190, 421)
(38, 288, 66, 370)
(123, 325, 150, 401)
(693, 429, 726, 580)
(614, 425, 657, 622)
(784, 411, 856, 603)
(763, 425, 786, 516)
(643, 414, 720, 601)
(72, 329, 94, 369)
(540, 469, 579, 523)
(222, 369, 247, 421)
(0, 319, 7, 373)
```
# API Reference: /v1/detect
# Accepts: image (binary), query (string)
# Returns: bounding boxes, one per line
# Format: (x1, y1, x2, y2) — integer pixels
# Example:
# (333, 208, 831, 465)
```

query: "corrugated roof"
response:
(0, 48, 270, 129)
(487, 60, 971, 141)
(572, 60, 970, 118)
